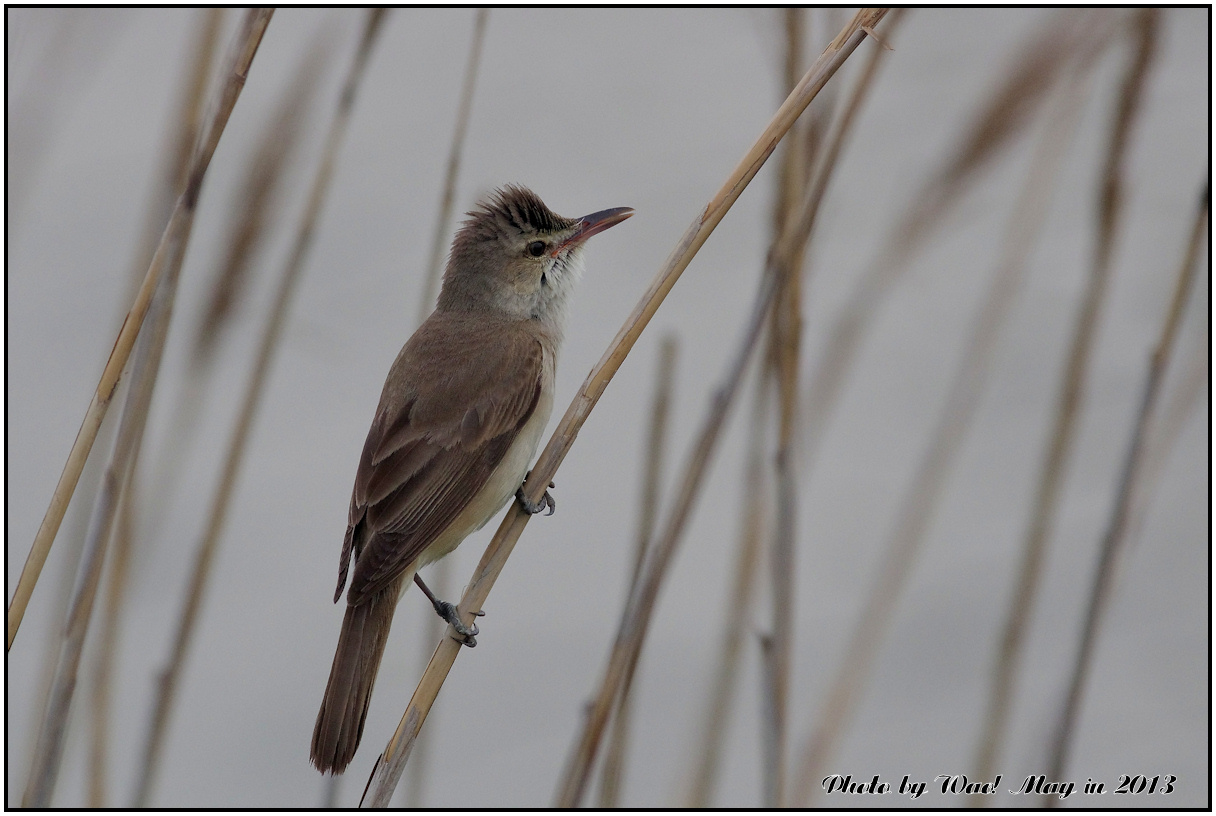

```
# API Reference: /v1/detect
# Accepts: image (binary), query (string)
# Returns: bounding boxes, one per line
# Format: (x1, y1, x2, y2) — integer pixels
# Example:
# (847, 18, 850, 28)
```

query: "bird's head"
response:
(438, 185, 632, 333)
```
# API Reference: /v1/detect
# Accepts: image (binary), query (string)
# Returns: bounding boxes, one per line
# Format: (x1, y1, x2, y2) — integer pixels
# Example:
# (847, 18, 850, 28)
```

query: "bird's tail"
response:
(311, 574, 406, 774)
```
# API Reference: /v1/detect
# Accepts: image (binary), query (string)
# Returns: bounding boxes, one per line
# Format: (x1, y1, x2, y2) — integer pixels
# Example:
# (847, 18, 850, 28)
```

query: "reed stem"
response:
(7, 7, 275, 651)
(358, 10, 890, 808)
(596, 335, 677, 808)
(131, 11, 387, 806)
(1046, 180, 1204, 790)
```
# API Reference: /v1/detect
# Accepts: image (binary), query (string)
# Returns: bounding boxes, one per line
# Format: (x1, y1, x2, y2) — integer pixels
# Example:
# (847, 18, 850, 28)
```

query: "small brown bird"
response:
(311, 185, 632, 774)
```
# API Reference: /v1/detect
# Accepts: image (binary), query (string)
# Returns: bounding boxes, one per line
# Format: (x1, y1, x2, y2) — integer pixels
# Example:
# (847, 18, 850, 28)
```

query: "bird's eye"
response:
(527, 241, 546, 258)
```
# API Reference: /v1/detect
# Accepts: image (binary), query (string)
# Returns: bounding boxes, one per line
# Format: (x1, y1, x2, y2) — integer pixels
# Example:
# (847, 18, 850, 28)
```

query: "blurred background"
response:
(7, 8, 1208, 808)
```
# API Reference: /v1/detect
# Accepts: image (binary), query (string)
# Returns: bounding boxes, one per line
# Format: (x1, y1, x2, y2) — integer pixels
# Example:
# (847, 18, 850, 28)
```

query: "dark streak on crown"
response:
(473, 185, 575, 237)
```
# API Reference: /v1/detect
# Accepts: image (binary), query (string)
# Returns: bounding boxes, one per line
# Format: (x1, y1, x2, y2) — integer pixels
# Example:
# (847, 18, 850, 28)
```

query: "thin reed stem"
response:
(549, 15, 892, 808)
(26, 193, 195, 809)
(683, 368, 772, 807)
(400, 14, 489, 807)
(799, 10, 1095, 473)
(7, 7, 275, 651)
(763, 11, 807, 805)
(132, 11, 387, 806)
(1046, 181, 1205, 788)
(681, 14, 898, 806)
(597, 335, 678, 808)
(554, 214, 778, 810)
(358, 10, 890, 808)
(972, 12, 1158, 804)
(1123, 328, 1208, 553)
(20, 11, 275, 805)
(87, 472, 135, 808)
(416, 8, 489, 325)
(88, 14, 225, 804)
(790, 26, 1105, 803)
(143, 27, 329, 556)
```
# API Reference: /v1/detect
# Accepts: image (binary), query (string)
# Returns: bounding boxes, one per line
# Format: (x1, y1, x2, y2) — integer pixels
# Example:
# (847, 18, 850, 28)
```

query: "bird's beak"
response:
(557, 206, 634, 252)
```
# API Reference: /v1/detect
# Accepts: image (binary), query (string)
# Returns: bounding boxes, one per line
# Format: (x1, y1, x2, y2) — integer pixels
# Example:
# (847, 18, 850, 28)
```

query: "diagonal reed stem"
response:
(683, 15, 898, 806)
(132, 11, 388, 807)
(596, 335, 677, 808)
(20, 11, 275, 806)
(970, 13, 1158, 804)
(684, 364, 772, 807)
(400, 11, 490, 809)
(1046, 181, 1205, 789)
(415, 8, 489, 326)
(798, 10, 1095, 477)
(357, 9, 890, 808)
(1122, 327, 1207, 556)
(791, 22, 1112, 804)
(763, 10, 807, 806)
(82, 9, 224, 807)
(7, 7, 275, 651)
(551, 15, 893, 809)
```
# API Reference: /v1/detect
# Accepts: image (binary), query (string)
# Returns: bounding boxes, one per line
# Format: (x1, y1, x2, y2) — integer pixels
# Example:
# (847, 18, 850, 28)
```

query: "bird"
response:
(311, 185, 633, 775)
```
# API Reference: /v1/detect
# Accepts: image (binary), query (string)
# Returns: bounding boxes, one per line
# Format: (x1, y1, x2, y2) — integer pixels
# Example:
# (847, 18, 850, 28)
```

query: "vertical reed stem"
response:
(132, 11, 386, 806)
(7, 7, 275, 651)
(88, 13, 225, 804)
(973, 13, 1157, 803)
(683, 370, 772, 807)
(20, 11, 275, 805)
(400, 13, 489, 808)
(359, 10, 889, 808)
(597, 336, 678, 808)
(763, 10, 806, 806)
(1047, 181, 1204, 789)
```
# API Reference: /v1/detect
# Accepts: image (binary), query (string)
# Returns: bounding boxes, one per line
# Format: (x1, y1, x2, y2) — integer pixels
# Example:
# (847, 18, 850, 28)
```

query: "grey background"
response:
(7, 8, 1208, 808)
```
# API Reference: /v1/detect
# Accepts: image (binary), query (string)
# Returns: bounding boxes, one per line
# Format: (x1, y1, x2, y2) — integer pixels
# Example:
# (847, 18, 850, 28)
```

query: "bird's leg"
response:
(516, 471, 556, 516)
(413, 573, 483, 647)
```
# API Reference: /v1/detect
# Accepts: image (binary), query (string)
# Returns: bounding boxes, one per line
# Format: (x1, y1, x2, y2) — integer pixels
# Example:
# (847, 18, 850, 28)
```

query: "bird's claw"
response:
(434, 600, 481, 647)
(516, 486, 556, 516)
(517, 472, 556, 516)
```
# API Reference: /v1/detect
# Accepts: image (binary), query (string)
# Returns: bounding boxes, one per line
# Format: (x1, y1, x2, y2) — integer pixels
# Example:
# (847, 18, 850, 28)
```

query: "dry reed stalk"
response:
(20, 11, 275, 805)
(142, 30, 330, 549)
(87, 472, 135, 808)
(799, 9, 1097, 473)
(194, 46, 328, 364)
(86, 14, 226, 804)
(19, 450, 96, 802)
(131, 11, 388, 807)
(7, 7, 275, 651)
(400, 14, 490, 808)
(548, 16, 894, 808)
(415, 7, 489, 325)
(358, 10, 889, 808)
(556, 218, 778, 809)
(763, 11, 807, 805)
(596, 336, 678, 808)
(25, 196, 196, 808)
(1122, 327, 1207, 554)
(683, 16, 897, 805)
(789, 28, 1105, 804)
(1046, 182, 1205, 789)
(126, 9, 226, 302)
(967, 40, 1111, 802)
(971, 12, 1159, 803)
(683, 369, 772, 807)
(794, 8, 839, 194)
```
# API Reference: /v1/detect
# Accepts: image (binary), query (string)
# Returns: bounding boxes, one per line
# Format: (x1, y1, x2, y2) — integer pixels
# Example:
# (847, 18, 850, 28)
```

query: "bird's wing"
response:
(334, 317, 545, 606)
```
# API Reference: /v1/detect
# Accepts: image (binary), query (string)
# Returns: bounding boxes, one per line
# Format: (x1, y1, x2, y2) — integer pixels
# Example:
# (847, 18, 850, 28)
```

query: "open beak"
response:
(557, 206, 634, 252)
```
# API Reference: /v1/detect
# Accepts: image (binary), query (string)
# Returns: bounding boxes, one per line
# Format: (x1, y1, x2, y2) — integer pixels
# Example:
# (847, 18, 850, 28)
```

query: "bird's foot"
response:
(516, 475, 556, 516)
(432, 599, 484, 648)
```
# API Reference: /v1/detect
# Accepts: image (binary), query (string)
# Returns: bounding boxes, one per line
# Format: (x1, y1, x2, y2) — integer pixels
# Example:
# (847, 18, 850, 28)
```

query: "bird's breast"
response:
(413, 355, 555, 569)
